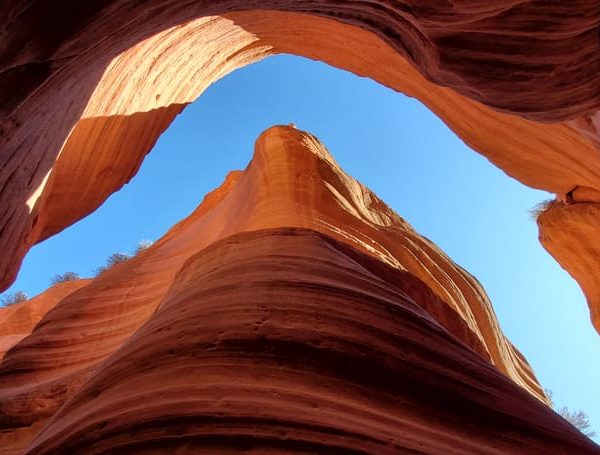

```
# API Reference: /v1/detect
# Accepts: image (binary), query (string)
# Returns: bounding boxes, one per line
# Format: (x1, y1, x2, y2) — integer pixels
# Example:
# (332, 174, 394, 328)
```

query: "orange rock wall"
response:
(0, 280, 90, 358)
(538, 203, 600, 334)
(25, 229, 600, 453)
(1, 4, 600, 335)
(1, 126, 598, 453)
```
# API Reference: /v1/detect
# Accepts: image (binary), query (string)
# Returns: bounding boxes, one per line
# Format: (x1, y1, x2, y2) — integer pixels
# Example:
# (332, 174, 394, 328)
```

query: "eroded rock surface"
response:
(1, 4, 600, 337)
(0, 280, 90, 359)
(1, 126, 597, 453)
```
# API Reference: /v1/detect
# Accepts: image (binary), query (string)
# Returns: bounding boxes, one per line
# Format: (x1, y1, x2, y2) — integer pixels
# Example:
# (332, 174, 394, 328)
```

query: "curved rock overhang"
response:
(1, 2, 600, 332)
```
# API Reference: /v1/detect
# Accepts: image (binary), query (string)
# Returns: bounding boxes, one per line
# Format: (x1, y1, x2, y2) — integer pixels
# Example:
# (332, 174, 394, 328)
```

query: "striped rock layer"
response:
(0, 126, 597, 453)
(1, 2, 600, 334)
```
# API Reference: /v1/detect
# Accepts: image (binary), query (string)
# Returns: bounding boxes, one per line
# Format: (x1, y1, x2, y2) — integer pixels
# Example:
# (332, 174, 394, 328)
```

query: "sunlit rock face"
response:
(1, 2, 600, 336)
(0, 126, 597, 454)
(538, 203, 600, 335)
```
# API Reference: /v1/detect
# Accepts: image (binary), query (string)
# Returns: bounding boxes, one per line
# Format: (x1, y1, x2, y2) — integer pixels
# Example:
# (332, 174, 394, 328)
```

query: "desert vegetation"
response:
(95, 252, 132, 276)
(134, 240, 153, 254)
(0, 240, 155, 305)
(546, 389, 595, 438)
(1, 290, 28, 307)
(95, 240, 154, 276)
(50, 272, 81, 285)
(529, 199, 565, 220)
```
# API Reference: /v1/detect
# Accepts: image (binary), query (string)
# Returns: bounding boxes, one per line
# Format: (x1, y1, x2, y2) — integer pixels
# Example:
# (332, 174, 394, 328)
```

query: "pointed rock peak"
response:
(253, 124, 338, 168)
(248, 124, 404, 231)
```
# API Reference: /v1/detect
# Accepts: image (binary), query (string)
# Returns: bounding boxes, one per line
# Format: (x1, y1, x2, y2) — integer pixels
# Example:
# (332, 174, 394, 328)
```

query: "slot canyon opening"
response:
(2, 5, 600, 451)
(2, 54, 598, 440)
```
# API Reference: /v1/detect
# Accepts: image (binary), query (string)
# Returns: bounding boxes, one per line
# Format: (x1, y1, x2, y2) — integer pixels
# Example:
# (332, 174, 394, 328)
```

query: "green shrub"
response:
(558, 407, 596, 438)
(529, 199, 565, 220)
(134, 240, 153, 255)
(545, 389, 595, 437)
(95, 252, 132, 276)
(1, 291, 28, 307)
(50, 271, 80, 285)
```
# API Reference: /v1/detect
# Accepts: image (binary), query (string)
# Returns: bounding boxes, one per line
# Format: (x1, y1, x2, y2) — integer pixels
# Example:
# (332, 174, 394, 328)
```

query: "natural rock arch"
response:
(2, 2, 600, 332)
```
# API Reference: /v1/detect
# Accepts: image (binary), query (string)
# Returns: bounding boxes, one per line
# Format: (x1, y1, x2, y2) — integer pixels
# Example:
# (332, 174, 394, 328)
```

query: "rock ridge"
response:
(0, 126, 597, 453)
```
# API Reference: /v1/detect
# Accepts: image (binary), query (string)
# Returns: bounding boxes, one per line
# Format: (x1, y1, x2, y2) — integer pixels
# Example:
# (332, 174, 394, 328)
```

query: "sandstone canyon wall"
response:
(0, 126, 597, 453)
(0, 280, 90, 359)
(1, 2, 600, 335)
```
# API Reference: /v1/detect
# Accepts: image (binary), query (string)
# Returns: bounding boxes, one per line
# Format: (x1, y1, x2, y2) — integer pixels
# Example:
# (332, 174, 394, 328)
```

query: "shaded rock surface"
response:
(0, 126, 597, 453)
(0, 280, 90, 359)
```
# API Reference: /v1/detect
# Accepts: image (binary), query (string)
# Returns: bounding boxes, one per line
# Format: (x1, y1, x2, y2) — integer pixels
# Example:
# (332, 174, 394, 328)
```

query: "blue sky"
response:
(3, 55, 599, 439)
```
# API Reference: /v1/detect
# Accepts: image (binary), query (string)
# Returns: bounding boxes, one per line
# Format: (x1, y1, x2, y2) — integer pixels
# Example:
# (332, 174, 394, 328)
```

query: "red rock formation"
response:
(1, 3, 600, 337)
(0, 280, 90, 359)
(538, 203, 600, 335)
(0, 126, 597, 453)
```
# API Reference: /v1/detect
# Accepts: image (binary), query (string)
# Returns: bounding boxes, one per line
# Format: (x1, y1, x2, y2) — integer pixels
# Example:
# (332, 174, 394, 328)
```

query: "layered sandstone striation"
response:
(1, 3, 600, 336)
(0, 126, 597, 453)
(538, 202, 600, 335)
(0, 280, 90, 359)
